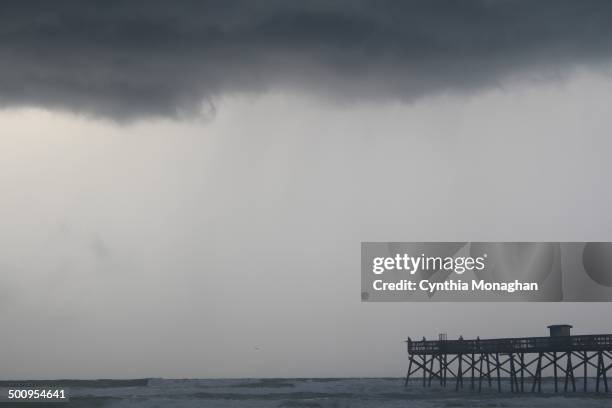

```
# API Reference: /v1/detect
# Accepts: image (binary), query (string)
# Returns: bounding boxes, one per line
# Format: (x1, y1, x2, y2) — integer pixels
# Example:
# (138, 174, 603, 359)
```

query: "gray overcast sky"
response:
(1, 1, 612, 379)
(2, 0, 612, 119)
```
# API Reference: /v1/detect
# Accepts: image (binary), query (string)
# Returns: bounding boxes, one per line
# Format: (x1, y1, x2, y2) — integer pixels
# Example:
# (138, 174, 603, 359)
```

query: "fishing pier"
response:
(405, 325, 612, 393)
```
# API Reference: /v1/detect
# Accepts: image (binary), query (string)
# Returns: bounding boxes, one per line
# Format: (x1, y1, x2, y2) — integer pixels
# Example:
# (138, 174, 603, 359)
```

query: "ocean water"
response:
(5, 378, 612, 407)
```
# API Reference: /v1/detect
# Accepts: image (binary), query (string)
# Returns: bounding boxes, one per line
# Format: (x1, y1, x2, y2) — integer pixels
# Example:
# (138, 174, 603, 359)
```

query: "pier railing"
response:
(407, 334, 612, 355)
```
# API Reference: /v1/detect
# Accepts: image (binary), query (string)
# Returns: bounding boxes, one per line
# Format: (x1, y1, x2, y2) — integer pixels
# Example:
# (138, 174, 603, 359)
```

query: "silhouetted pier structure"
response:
(405, 325, 612, 393)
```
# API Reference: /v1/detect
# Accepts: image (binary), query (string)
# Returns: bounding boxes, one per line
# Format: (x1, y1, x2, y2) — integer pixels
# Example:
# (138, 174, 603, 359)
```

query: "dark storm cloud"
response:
(2, 0, 612, 119)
